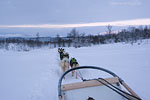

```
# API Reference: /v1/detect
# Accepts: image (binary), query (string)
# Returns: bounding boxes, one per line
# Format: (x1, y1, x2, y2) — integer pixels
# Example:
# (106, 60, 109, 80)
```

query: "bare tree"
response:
(106, 24, 112, 34)
(36, 32, 40, 41)
(56, 34, 61, 47)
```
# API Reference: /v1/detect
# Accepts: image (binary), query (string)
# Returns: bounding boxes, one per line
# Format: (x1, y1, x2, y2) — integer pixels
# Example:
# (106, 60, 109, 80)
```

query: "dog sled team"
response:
(58, 48, 79, 79)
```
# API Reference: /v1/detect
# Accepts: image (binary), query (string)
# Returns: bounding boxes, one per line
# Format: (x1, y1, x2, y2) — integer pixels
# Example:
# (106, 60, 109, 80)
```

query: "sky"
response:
(0, 0, 150, 36)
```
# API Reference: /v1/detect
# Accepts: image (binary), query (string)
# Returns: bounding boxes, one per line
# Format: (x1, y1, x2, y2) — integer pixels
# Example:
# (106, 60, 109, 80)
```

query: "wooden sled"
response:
(58, 66, 141, 100)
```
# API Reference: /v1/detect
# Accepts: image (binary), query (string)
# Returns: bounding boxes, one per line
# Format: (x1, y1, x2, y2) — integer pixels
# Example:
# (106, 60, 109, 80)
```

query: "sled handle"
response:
(58, 66, 122, 98)
(122, 81, 141, 99)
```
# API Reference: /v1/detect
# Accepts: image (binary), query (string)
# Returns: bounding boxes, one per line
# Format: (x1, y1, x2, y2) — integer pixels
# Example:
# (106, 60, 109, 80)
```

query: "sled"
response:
(58, 66, 141, 100)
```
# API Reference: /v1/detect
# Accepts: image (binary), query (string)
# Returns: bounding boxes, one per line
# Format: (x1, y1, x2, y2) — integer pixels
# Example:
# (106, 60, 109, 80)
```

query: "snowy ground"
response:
(0, 41, 150, 100)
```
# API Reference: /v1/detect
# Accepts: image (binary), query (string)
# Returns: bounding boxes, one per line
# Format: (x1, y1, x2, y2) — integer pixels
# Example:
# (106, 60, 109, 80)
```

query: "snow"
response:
(0, 41, 150, 100)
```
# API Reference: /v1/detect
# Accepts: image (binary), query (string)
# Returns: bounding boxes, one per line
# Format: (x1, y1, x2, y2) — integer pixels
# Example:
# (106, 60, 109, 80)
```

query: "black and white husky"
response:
(58, 49, 70, 77)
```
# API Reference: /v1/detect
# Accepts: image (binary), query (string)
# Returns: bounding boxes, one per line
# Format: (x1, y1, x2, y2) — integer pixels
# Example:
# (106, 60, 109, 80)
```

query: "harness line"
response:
(77, 70, 84, 81)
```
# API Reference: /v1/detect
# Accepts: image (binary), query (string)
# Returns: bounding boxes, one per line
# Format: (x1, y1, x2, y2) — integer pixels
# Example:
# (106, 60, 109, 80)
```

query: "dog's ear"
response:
(58, 48, 61, 52)
(61, 48, 64, 52)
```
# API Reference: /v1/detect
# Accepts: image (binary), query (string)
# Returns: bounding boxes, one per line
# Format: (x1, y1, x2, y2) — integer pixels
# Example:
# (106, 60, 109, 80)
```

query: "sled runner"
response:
(58, 66, 141, 100)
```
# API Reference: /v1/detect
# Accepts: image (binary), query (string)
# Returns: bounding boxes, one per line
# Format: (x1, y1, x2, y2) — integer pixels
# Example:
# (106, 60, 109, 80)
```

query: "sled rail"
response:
(62, 77, 119, 91)
(122, 81, 141, 99)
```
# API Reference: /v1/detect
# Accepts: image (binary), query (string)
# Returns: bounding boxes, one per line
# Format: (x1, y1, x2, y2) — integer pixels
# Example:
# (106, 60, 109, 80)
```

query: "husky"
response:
(59, 52, 69, 79)
(58, 48, 65, 60)
(70, 58, 79, 78)
(59, 57, 69, 73)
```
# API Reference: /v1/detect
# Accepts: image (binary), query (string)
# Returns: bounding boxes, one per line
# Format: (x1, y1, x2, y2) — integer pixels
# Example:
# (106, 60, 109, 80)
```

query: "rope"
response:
(94, 78, 141, 100)
(76, 71, 82, 79)
(76, 70, 84, 81)
(99, 78, 141, 100)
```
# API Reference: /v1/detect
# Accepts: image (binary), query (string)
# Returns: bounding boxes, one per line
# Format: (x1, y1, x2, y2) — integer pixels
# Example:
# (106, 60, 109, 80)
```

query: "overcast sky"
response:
(0, 0, 150, 36)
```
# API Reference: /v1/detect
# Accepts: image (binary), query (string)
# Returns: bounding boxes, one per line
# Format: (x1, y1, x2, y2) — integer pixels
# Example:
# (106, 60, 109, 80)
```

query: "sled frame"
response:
(58, 66, 141, 100)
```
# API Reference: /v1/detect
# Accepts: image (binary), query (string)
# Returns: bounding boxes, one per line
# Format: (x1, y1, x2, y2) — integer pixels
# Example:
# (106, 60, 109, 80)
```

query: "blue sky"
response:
(0, 0, 150, 36)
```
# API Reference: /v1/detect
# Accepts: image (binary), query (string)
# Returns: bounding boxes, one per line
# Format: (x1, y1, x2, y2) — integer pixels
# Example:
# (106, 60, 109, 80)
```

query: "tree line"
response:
(0, 26, 150, 51)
